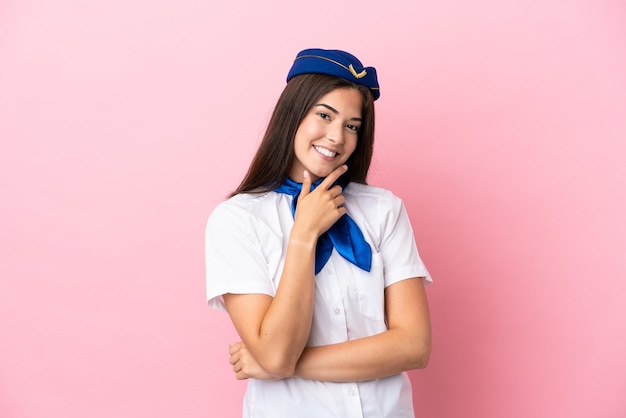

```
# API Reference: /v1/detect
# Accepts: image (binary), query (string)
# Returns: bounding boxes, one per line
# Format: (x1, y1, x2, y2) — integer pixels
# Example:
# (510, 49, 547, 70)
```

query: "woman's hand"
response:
(229, 341, 282, 381)
(292, 165, 348, 242)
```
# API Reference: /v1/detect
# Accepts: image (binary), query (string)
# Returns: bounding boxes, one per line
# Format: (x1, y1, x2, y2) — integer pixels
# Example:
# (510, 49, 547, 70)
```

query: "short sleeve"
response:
(205, 201, 275, 311)
(379, 195, 432, 287)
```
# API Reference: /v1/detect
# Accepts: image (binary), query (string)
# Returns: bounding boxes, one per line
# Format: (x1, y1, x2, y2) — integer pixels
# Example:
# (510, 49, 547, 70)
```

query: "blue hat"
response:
(286, 48, 380, 101)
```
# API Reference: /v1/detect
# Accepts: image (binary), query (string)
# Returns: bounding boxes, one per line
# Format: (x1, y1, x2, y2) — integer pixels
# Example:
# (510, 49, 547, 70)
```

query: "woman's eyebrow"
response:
(314, 103, 362, 121)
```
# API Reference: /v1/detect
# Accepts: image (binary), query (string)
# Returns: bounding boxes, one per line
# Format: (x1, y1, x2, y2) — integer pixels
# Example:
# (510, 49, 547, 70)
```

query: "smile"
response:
(314, 145, 337, 158)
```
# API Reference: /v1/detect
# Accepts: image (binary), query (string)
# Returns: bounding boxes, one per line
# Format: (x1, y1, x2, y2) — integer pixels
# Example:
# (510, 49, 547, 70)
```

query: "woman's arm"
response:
(294, 276, 431, 382)
(224, 166, 348, 378)
(229, 276, 431, 382)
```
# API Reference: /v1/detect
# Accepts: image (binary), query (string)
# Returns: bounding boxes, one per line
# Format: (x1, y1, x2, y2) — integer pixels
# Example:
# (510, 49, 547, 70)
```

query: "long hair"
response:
(230, 73, 376, 196)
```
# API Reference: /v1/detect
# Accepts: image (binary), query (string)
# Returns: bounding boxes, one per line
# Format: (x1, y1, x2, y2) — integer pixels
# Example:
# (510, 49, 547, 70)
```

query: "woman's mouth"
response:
(314, 145, 338, 158)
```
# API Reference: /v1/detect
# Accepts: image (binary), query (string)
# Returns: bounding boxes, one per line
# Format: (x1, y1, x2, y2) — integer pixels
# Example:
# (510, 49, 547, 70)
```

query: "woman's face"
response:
(289, 87, 362, 183)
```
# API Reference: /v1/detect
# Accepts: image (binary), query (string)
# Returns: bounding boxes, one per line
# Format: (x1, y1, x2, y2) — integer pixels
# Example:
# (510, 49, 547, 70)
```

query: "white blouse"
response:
(206, 182, 432, 418)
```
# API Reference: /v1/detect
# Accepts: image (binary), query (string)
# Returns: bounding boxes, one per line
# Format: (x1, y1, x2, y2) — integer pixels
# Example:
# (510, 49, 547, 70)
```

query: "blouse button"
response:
(334, 308, 341, 315)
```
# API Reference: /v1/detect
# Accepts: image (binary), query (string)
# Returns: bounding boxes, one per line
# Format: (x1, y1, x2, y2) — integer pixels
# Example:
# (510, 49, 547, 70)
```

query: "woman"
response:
(206, 48, 432, 417)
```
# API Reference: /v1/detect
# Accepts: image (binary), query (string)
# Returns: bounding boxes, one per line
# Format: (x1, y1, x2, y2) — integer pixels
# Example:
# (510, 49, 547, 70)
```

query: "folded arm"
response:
(294, 276, 431, 382)
(229, 276, 431, 382)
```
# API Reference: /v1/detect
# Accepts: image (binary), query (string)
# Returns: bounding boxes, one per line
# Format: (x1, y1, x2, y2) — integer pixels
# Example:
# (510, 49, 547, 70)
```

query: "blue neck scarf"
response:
(274, 177, 372, 275)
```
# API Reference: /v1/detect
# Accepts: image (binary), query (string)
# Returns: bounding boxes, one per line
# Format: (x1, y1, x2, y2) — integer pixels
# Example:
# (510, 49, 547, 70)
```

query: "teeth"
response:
(314, 146, 337, 157)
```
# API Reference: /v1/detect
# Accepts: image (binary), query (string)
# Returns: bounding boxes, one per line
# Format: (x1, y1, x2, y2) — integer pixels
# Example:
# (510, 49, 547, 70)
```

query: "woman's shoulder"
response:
(216, 191, 272, 209)
(344, 182, 401, 205)
(343, 183, 408, 225)
(207, 192, 278, 225)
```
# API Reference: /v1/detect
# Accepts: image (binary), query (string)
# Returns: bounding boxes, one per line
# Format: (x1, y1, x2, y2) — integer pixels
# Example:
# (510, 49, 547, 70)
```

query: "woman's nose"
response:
(327, 123, 344, 144)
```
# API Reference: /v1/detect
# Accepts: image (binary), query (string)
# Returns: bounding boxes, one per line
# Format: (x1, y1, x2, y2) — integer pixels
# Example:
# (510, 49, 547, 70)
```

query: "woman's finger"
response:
(334, 194, 345, 208)
(319, 165, 347, 190)
(299, 170, 313, 199)
(228, 341, 242, 355)
(328, 184, 344, 198)
(229, 351, 240, 365)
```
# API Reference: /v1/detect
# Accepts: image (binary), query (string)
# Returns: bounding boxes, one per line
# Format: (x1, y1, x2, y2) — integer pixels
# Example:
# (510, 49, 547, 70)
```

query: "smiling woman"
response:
(290, 88, 362, 182)
(205, 48, 432, 418)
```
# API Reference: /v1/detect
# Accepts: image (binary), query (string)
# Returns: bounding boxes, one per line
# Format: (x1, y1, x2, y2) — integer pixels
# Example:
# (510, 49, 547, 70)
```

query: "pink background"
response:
(2, 0, 625, 417)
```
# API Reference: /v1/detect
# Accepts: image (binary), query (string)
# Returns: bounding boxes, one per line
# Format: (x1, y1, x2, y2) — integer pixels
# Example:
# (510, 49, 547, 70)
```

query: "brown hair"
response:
(230, 73, 376, 196)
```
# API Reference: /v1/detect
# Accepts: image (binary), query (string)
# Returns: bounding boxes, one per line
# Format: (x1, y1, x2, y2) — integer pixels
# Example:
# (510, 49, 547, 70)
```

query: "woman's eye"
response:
(317, 112, 331, 120)
(346, 124, 360, 132)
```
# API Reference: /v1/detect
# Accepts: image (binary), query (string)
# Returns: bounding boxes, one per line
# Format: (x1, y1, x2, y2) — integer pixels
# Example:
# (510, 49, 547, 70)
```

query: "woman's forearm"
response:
(255, 233, 317, 374)
(294, 277, 431, 382)
(294, 327, 430, 382)
(225, 230, 317, 378)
